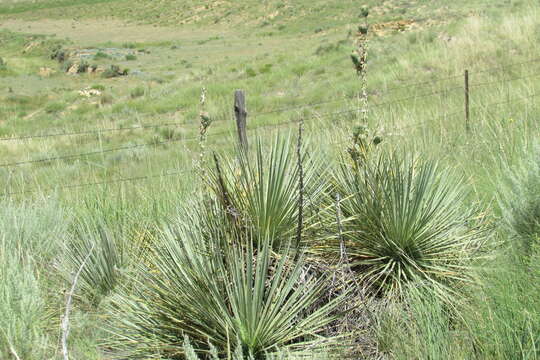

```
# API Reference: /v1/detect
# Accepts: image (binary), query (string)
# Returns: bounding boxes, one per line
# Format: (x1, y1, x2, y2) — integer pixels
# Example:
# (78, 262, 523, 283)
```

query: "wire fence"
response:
(1, 57, 539, 197)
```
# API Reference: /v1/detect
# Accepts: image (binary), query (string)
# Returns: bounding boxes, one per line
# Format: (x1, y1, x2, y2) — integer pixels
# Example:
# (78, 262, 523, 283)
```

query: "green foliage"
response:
(466, 248, 540, 359)
(315, 39, 347, 55)
(0, 201, 68, 359)
(329, 152, 489, 300)
(102, 64, 129, 78)
(125, 54, 137, 61)
(206, 137, 326, 247)
(0, 57, 6, 71)
(106, 214, 344, 358)
(376, 287, 470, 359)
(90, 84, 105, 91)
(78, 60, 90, 73)
(358, 25, 369, 35)
(44, 101, 66, 113)
(50, 44, 67, 62)
(245, 67, 257, 77)
(359, 6, 369, 18)
(63, 218, 129, 306)
(498, 143, 540, 256)
(129, 85, 145, 98)
(94, 50, 110, 60)
(259, 63, 273, 74)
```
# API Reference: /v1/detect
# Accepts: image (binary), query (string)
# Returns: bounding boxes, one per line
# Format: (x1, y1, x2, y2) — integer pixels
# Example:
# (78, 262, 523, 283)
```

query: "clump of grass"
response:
(125, 54, 137, 61)
(498, 142, 540, 257)
(94, 50, 110, 60)
(130, 86, 145, 98)
(44, 101, 66, 113)
(466, 247, 540, 359)
(0, 57, 6, 71)
(245, 67, 257, 77)
(90, 84, 105, 91)
(100, 93, 113, 105)
(259, 63, 273, 74)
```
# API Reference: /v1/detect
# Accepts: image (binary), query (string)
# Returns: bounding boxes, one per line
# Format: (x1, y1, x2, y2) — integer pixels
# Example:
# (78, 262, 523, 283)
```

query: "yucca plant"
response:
(205, 136, 327, 248)
(106, 209, 346, 359)
(324, 151, 489, 301)
(63, 217, 128, 306)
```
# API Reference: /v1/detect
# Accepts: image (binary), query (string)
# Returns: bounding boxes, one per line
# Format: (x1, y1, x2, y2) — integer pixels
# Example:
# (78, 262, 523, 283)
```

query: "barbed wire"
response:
(2, 91, 537, 196)
(2, 57, 540, 142)
(0, 170, 187, 197)
(0, 121, 188, 141)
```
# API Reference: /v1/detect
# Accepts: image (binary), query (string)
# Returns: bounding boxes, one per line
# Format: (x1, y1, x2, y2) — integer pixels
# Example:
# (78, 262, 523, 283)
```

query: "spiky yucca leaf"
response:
(106, 213, 345, 359)
(206, 136, 327, 247)
(326, 152, 489, 300)
(63, 217, 128, 305)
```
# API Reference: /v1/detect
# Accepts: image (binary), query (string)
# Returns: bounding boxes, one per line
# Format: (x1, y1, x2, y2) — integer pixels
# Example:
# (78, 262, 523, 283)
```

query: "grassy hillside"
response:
(0, 0, 539, 359)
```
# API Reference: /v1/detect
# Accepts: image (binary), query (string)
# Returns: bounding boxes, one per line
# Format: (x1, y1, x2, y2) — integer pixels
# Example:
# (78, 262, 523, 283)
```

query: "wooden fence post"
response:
(464, 69, 470, 132)
(234, 90, 248, 150)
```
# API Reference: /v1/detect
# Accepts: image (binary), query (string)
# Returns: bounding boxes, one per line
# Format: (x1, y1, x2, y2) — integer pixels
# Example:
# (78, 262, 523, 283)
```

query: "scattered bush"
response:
(0, 57, 6, 71)
(245, 67, 257, 77)
(50, 45, 67, 62)
(90, 84, 106, 91)
(125, 54, 137, 61)
(101, 65, 129, 78)
(94, 51, 110, 60)
(130, 86, 145, 98)
(259, 63, 273, 74)
(77, 60, 90, 73)
(44, 102, 65, 113)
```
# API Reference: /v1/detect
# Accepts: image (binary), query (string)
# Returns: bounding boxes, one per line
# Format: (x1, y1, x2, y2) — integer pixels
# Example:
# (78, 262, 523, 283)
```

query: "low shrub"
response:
(245, 67, 257, 77)
(325, 149, 490, 302)
(130, 86, 145, 98)
(499, 143, 540, 256)
(94, 50, 110, 60)
(44, 101, 65, 113)
(125, 54, 137, 61)
(101, 65, 129, 78)
(50, 45, 67, 62)
(106, 216, 345, 358)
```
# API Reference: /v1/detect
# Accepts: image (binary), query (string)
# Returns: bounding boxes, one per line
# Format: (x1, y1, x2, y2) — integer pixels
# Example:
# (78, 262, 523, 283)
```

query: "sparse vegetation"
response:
(102, 64, 128, 78)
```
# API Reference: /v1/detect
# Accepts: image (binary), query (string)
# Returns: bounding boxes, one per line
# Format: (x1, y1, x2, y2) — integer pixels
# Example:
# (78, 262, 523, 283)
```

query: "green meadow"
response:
(0, 0, 539, 358)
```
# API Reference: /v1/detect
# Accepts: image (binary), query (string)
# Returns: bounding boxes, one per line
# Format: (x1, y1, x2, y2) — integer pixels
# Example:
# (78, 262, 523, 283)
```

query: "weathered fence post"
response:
(234, 90, 248, 150)
(464, 69, 470, 132)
